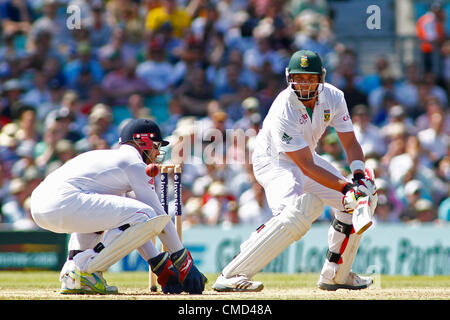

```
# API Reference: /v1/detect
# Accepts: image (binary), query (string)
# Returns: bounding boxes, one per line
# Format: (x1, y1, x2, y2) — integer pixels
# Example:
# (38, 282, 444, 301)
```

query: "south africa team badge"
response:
(300, 55, 308, 68)
(324, 109, 330, 122)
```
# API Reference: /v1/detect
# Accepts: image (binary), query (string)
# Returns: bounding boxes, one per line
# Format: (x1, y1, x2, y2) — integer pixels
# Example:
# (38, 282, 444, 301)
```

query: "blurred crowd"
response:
(0, 0, 448, 231)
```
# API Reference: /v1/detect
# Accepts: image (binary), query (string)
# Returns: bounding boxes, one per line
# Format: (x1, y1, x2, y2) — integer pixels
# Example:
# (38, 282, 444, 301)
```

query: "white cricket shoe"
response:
(317, 272, 373, 291)
(60, 269, 118, 295)
(212, 274, 264, 292)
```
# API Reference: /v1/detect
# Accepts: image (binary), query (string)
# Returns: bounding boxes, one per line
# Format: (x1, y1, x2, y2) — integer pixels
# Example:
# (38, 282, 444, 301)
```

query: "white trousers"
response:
(30, 182, 179, 272)
(253, 153, 353, 278)
(30, 182, 155, 234)
(253, 154, 348, 217)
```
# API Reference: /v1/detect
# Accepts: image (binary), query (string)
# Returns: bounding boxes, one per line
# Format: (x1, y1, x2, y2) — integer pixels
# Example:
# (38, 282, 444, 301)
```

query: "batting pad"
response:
(334, 232, 362, 284)
(223, 193, 324, 279)
(86, 215, 170, 273)
(332, 167, 377, 283)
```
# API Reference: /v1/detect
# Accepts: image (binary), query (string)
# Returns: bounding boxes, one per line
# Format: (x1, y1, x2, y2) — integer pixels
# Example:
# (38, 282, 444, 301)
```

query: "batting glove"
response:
(353, 170, 378, 215)
(352, 172, 377, 196)
(149, 252, 183, 294)
(170, 248, 207, 294)
(342, 183, 370, 213)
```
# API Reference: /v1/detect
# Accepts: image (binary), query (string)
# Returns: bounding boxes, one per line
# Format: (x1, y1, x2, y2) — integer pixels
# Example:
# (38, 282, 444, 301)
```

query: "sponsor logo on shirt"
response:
(299, 113, 308, 124)
(343, 113, 350, 121)
(282, 133, 293, 144)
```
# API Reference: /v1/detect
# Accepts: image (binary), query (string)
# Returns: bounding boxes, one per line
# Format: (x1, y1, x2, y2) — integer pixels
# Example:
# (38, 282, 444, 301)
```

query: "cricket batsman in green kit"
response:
(213, 50, 378, 292)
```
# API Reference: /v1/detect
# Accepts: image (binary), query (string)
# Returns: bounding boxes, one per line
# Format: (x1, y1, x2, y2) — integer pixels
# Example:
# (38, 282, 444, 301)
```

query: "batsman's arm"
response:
(336, 131, 365, 176)
(286, 146, 349, 194)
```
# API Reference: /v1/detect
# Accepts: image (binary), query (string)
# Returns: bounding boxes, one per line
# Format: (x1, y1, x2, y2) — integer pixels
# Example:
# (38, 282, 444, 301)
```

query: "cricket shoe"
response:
(317, 272, 372, 291)
(60, 269, 118, 295)
(212, 274, 264, 292)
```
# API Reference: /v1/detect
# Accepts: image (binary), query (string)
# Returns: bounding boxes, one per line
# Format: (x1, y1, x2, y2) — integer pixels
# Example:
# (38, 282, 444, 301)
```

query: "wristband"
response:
(350, 160, 365, 174)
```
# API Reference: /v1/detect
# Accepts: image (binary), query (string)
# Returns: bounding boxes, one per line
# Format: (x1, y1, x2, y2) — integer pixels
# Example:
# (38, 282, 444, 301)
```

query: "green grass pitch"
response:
(0, 271, 448, 300)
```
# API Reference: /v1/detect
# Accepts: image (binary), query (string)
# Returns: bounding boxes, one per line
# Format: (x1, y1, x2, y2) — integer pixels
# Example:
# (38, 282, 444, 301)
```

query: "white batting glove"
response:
(354, 172, 378, 216)
(342, 183, 370, 213)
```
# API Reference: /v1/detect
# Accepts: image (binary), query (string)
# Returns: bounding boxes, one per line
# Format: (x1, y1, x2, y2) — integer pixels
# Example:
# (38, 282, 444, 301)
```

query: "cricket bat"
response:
(352, 167, 376, 235)
(352, 196, 372, 234)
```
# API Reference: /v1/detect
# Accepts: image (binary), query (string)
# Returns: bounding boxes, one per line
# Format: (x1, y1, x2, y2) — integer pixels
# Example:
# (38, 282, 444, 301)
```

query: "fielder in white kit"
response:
(30, 118, 207, 294)
(213, 50, 378, 292)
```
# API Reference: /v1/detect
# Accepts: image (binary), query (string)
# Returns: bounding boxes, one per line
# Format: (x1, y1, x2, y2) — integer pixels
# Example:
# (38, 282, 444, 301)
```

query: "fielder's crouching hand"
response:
(171, 248, 207, 294)
(149, 252, 183, 294)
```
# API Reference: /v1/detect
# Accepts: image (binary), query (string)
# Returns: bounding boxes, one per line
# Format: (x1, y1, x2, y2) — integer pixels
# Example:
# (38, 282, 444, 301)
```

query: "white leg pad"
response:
(334, 232, 362, 284)
(222, 193, 324, 278)
(331, 167, 377, 282)
(86, 215, 170, 273)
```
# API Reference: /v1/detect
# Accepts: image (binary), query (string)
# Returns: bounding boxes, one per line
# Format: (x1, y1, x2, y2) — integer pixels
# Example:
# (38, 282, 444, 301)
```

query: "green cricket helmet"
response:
(285, 50, 327, 100)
